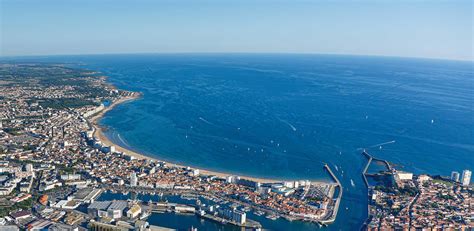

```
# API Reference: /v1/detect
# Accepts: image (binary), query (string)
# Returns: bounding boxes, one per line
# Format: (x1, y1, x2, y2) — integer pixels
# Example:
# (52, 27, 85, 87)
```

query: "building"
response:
(107, 201, 128, 219)
(48, 223, 79, 231)
(395, 171, 413, 181)
(72, 188, 102, 203)
(26, 219, 53, 230)
(130, 172, 137, 187)
(25, 164, 34, 172)
(38, 195, 48, 205)
(232, 210, 247, 224)
(127, 204, 141, 218)
(218, 208, 247, 224)
(451, 171, 460, 182)
(88, 201, 112, 218)
(61, 174, 81, 181)
(19, 177, 34, 193)
(237, 178, 261, 189)
(10, 193, 31, 203)
(10, 210, 32, 221)
(0, 226, 19, 231)
(226, 176, 237, 184)
(461, 170, 471, 186)
(190, 169, 200, 177)
(88, 220, 128, 231)
(417, 174, 431, 183)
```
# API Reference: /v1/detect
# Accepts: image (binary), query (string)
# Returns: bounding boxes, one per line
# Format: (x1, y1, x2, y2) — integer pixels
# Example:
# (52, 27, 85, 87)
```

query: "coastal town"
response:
(0, 63, 341, 230)
(363, 152, 473, 230)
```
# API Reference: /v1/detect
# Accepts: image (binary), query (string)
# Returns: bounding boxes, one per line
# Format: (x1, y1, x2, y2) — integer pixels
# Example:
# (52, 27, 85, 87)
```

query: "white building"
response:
(107, 201, 128, 219)
(417, 174, 431, 183)
(461, 170, 471, 186)
(25, 164, 34, 172)
(130, 172, 137, 187)
(219, 208, 246, 224)
(232, 210, 246, 224)
(190, 169, 200, 177)
(226, 175, 237, 184)
(283, 181, 300, 189)
(396, 171, 413, 181)
(60, 174, 81, 181)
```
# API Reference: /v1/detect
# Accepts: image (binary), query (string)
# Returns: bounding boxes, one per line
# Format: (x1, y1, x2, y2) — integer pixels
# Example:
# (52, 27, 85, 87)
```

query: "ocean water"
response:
(8, 54, 473, 230)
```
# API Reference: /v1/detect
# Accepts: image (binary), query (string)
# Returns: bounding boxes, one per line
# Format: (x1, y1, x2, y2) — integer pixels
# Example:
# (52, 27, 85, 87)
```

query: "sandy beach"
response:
(90, 95, 286, 183)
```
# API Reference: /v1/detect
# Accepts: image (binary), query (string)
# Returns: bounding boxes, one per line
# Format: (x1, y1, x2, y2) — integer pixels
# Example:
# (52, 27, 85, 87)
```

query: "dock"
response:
(361, 151, 392, 230)
(320, 164, 342, 225)
(362, 151, 373, 187)
(197, 213, 262, 229)
(363, 151, 392, 172)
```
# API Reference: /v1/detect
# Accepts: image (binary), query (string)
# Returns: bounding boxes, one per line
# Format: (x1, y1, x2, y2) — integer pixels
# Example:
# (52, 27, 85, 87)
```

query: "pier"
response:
(361, 151, 373, 230)
(363, 151, 392, 171)
(320, 164, 342, 225)
(362, 151, 373, 187)
(361, 151, 392, 230)
(142, 200, 262, 229)
(197, 213, 262, 229)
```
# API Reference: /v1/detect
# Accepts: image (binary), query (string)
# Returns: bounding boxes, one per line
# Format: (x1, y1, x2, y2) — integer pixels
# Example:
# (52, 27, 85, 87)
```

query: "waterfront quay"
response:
(100, 186, 262, 229)
(92, 194, 263, 229)
(320, 164, 342, 225)
(0, 63, 341, 230)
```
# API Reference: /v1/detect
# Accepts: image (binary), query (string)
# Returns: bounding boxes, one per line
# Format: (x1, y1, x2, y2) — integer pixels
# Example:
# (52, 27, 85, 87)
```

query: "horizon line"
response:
(0, 51, 472, 63)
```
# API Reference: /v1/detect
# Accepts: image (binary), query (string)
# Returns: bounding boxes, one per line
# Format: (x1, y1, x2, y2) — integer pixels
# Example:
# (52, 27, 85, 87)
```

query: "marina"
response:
(96, 190, 321, 230)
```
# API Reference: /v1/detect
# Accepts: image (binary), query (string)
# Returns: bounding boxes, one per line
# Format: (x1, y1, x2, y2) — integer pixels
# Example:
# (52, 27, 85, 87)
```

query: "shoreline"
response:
(90, 93, 330, 185)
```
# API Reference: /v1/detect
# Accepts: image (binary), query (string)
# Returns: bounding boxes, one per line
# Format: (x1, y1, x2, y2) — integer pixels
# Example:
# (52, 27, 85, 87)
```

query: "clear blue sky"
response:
(1, 0, 472, 60)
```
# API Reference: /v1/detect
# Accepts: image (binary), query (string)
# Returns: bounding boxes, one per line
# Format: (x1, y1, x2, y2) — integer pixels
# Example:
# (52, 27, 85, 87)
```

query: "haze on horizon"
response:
(0, 0, 473, 61)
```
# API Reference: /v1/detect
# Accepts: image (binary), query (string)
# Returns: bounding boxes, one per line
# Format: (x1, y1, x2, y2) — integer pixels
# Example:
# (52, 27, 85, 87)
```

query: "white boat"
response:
(266, 214, 279, 220)
(254, 210, 265, 216)
(140, 211, 150, 220)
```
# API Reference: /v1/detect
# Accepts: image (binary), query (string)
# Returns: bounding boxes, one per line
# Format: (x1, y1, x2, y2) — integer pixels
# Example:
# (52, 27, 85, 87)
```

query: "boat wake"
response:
(369, 140, 396, 148)
(279, 119, 297, 131)
(117, 133, 131, 148)
(357, 140, 396, 150)
(198, 117, 214, 125)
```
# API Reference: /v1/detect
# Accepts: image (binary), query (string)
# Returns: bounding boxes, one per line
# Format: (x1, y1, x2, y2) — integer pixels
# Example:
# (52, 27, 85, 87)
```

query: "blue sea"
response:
(6, 54, 474, 230)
